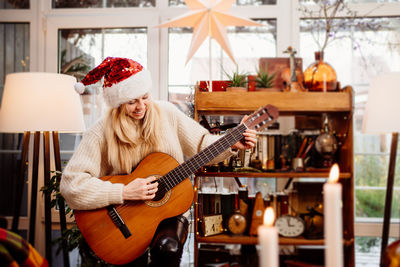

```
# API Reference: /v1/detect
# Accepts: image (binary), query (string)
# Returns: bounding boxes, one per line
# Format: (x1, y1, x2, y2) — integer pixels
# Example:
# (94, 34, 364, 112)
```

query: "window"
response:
(52, 0, 155, 8)
(168, 19, 277, 114)
(0, 0, 29, 9)
(300, 16, 400, 222)
(348, 0, 399, 2)
(58, 27, 148, 127)
(301, 0, 400, 4)
(169, 0, 277, 6)
(299, 10, 400, 262)
(0, 22, 30, 217)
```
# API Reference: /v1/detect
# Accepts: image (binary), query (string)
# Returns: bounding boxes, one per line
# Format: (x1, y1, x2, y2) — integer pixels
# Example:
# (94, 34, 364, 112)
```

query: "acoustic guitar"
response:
(73, 104, 279, 265)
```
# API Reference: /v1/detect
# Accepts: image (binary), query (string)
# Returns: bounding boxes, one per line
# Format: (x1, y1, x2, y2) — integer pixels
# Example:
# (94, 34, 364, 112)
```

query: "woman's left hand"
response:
(231, 115, 258, 151)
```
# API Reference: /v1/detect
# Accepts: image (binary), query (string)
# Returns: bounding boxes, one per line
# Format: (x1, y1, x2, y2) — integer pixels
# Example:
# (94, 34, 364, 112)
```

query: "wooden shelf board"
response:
(195, 91, 352, 114)
(196, 234, 325, 246)
(195, 171, 352, 179)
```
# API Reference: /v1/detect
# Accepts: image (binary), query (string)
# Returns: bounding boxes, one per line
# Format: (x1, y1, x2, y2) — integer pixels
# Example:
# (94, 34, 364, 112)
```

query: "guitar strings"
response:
(155, 124, 247, 196)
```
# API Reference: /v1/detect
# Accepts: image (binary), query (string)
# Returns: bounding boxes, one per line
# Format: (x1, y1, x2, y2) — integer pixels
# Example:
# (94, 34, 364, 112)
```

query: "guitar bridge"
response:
(107, 206, 132, 238)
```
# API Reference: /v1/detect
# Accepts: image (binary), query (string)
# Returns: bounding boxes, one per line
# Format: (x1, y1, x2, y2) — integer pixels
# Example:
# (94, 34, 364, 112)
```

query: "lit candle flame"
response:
(328, 163, 340, 184)
(263, 207, 275, 227)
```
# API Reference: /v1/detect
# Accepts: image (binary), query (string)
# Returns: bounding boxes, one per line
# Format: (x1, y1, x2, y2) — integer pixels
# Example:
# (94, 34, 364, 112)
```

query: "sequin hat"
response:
(74, 57, 152, 108)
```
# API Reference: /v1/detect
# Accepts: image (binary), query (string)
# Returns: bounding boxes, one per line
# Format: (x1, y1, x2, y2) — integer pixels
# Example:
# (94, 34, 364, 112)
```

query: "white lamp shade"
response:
(362, 72, 400, 134)
(0, 72, 85, 133)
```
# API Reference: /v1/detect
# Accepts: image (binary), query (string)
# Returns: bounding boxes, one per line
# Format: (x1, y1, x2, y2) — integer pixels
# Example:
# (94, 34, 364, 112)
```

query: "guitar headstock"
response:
(243, 104, 279, 132)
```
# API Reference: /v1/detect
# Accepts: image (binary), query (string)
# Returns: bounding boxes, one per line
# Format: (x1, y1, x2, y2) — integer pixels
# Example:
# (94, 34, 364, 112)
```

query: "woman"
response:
(60, 57, 257, 266)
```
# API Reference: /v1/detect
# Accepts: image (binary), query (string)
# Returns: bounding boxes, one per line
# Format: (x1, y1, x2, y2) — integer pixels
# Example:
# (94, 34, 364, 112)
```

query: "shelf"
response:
(194, 90, 352, 115)
(193, 85, 355, 266)
(195, 171, 352, 179)
(196, 234, 324, 246)
(196, 234, 354, 247)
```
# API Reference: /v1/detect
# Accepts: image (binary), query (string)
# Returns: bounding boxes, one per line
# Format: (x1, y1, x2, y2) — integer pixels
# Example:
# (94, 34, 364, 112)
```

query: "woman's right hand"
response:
(122, 176, 158, 200)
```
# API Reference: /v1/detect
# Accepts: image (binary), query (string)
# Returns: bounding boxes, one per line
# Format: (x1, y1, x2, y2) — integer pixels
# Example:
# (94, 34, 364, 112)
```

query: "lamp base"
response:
(380, 132, 398, 267)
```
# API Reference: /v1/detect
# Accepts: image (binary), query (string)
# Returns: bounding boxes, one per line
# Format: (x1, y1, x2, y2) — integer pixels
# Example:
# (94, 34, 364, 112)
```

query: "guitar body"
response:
(74, 152, 194, 265)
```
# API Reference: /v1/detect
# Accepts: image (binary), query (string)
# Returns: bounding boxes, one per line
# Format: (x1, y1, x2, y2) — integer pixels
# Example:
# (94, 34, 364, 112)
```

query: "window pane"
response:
(0, 22, 30, 217)
(0, 0, 29, 9)
(355, 154, 400, 219)
(0, 23, 30, 94)
(355, 236, 388, 266)
(347, 0, 399, 2)
(300, 17, 400, 221)
(168, 19, 277, 114)
(53, 0, 154, 8)
(169, 0, 276, 6)
(300, 0, 399, 4)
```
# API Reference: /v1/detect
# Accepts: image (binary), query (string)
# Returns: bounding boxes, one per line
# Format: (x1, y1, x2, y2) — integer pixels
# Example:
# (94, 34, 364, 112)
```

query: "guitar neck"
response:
(160, 123, 247, 191)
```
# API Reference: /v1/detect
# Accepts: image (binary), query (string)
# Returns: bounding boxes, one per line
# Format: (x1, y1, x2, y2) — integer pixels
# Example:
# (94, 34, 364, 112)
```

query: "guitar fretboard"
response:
(158, 123, 247, 194)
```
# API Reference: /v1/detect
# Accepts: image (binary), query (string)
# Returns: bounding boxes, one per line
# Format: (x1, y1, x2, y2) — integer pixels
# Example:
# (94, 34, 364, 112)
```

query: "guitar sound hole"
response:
(153, 190, 166, 201)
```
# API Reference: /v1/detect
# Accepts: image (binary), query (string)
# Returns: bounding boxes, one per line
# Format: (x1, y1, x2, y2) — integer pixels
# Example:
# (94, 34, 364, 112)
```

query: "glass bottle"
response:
(304, 51, 338, 92)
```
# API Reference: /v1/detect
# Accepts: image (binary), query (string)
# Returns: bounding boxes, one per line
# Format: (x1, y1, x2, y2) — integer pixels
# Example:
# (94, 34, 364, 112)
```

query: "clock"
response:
(202, 214, 224, 237)
(227, 211, 247, 235)
(274, 215, 305, 238)
(301, 205, 324, 239)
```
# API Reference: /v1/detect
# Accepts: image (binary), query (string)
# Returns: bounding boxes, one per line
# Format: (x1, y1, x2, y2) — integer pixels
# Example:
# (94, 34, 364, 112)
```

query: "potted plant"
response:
(255, 65, 277, 91)
(41, 171, 108, 266)
(224, 67, 248, 92)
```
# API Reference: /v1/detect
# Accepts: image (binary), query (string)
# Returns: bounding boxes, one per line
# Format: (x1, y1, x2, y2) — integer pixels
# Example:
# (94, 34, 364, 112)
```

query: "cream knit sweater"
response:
(60, 101, 235, 210)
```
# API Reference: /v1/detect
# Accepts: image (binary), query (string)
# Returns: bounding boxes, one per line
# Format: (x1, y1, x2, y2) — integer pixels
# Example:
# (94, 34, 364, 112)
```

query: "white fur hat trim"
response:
(74, 82, 85, 94)
(103, 68, 152, 108)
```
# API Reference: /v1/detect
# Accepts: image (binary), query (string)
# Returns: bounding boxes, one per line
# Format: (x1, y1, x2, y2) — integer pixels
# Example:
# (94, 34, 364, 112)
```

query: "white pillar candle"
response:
(324, 163, 344, 267)
(258, 207, 279, 267)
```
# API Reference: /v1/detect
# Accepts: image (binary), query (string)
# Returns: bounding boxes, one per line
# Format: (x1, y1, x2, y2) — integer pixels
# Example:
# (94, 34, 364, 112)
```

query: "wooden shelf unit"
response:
(195, 171, 352, 179)
(193, 88, 355, 267)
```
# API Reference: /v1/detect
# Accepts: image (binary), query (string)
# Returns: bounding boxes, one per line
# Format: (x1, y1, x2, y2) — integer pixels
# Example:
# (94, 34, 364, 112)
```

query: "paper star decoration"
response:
(156, 0, 263, 64)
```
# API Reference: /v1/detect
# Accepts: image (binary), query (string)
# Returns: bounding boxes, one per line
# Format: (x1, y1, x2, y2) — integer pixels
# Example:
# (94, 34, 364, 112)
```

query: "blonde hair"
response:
(104, 100, 163, 174)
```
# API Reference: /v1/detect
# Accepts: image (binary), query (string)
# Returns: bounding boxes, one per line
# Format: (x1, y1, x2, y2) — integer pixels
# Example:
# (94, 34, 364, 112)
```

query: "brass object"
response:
(202, 214, 224, 236)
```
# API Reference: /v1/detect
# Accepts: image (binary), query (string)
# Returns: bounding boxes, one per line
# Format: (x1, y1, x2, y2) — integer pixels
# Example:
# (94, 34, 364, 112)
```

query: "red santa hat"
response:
(75, 57, 152, 108)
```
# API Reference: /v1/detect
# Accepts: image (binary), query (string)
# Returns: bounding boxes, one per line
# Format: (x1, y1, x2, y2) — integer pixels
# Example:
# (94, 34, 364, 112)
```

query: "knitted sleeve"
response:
(162, 102, 236, 165)
(60, 123, 124, 210)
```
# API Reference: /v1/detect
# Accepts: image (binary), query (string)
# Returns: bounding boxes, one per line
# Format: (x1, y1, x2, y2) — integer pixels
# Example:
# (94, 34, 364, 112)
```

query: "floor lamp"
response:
(0, 72, 85, 266)
(362, 72, 400, 267)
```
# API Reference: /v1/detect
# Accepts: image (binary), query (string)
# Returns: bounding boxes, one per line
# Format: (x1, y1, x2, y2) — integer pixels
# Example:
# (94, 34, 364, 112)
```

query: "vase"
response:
(304, 51, 338, 92)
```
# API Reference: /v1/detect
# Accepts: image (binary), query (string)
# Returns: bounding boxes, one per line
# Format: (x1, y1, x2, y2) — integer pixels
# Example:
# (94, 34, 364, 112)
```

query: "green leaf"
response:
(224, 65, 248, 88)
(255, 64, 276, 88)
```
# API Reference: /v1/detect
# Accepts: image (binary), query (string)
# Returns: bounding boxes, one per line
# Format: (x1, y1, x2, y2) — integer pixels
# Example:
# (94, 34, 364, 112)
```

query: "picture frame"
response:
(202, 214, 224, 236)
(259, 57, 303, 90)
